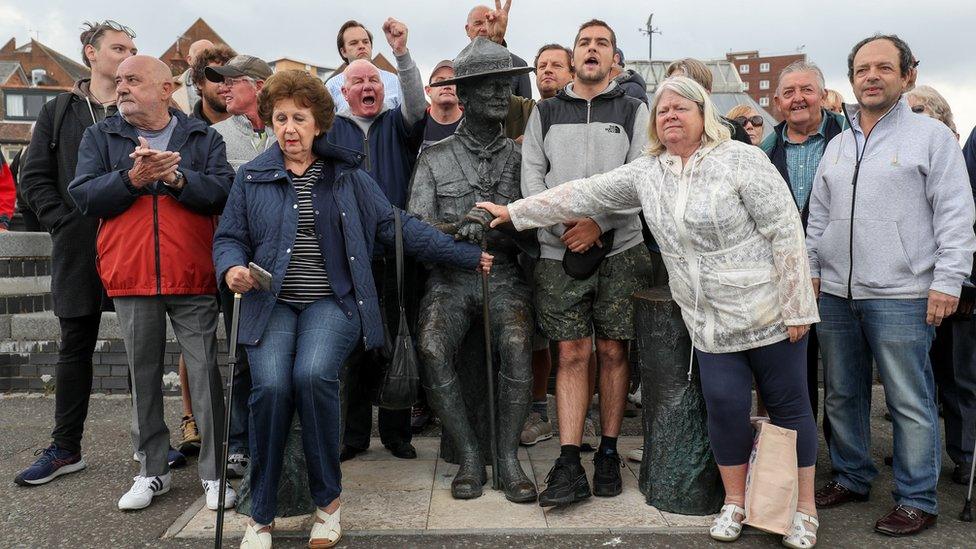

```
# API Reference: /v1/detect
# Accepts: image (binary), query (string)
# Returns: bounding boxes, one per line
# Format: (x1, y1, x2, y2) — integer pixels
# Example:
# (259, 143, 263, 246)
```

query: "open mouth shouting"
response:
(361, 92, 377, 107)
(583, 55, 600, 70)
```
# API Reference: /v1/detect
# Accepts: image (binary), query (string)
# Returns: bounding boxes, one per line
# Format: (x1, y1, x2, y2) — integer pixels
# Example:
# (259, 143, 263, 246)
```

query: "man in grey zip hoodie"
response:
(522, 19, 651, 507)
(806, 34, 976, 537)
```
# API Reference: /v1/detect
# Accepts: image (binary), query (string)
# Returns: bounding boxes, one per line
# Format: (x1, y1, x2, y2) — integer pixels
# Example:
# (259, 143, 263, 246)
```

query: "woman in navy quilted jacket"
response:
(213, 70, 491, 549)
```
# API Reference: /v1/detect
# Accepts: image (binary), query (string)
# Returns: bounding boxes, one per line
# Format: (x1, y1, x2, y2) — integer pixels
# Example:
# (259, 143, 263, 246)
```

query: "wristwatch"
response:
(166, 170, 185, 189)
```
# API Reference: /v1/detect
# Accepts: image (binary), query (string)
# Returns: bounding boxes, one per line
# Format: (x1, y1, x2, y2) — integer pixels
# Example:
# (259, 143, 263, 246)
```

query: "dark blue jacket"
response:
(964, 126, 976, 192)
(317, 108, 418, 209)
(212, 141, 481, 349)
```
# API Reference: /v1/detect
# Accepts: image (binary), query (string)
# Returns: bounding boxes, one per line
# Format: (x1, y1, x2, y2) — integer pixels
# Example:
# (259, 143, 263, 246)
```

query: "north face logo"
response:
(605, 125, 621, 134)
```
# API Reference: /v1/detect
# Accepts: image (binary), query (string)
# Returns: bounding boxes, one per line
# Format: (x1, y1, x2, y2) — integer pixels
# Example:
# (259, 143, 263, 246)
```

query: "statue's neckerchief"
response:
(454, 119, 507, 196)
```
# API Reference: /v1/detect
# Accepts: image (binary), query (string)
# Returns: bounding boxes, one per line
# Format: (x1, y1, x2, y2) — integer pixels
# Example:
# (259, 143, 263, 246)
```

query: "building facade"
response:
(725, 50, 805, 120)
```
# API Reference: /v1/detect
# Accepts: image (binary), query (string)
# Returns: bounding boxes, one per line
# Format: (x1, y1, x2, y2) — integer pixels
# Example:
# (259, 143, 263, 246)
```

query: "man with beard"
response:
(521, 19, 651, 507)
(189, 44, 236, 126)
(173, 39, 213, 113)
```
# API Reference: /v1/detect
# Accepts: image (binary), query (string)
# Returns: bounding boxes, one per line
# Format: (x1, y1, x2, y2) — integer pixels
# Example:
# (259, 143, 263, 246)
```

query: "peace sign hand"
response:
(486, 0, 512, 44)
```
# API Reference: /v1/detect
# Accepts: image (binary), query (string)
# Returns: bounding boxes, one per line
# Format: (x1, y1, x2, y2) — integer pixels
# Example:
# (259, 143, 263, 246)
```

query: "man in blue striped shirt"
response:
(761, 59, 846, 451)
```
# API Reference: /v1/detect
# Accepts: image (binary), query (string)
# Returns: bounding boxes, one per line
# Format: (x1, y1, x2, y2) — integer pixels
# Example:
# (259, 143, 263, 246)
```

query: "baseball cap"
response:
(205, 55, 273, 83)
(428, 60, 454, 84)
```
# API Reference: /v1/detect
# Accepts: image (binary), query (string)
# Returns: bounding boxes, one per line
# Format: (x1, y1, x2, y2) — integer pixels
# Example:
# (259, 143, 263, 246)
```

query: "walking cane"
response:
(960, 435, 976, 521)
(481, 234, 501, 490)
(215, 293, 242, 548)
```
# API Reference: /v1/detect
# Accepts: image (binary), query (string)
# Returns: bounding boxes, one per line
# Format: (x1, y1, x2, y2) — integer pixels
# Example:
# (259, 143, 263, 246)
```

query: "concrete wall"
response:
(0, 231, 231, 394)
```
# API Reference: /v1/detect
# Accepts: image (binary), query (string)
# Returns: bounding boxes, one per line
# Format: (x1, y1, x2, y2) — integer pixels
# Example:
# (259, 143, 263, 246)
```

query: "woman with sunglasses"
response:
(726, 105, 765, 146)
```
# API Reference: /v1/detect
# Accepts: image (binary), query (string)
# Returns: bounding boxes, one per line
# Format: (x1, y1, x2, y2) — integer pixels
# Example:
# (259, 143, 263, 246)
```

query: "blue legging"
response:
(696, 336, 818, 467)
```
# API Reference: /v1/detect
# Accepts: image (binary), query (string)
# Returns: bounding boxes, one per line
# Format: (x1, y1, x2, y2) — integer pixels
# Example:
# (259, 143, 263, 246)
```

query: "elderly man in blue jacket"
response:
(314, 17, 426, 463)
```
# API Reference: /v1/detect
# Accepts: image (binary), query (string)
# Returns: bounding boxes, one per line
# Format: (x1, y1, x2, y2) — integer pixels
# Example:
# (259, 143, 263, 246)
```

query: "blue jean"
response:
(245, 298, 361, 525)
(818, 294, 939, 514)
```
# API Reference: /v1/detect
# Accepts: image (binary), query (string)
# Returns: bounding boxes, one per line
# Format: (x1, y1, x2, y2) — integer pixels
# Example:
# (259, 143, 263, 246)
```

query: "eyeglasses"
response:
(734, 115, 764, 127)
(910, 104, 926, 114)
(222, 76, 255, 88)
(84, 20, 136, 47)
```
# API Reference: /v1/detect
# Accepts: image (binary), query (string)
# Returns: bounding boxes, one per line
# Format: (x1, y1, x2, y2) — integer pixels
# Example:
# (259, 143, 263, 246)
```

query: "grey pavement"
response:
(1, 390, 975, 548)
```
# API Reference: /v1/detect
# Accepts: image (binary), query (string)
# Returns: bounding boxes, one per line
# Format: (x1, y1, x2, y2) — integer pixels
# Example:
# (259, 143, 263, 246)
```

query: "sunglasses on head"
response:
(734, 115, 764, 127)
(85, 20, 136, 46)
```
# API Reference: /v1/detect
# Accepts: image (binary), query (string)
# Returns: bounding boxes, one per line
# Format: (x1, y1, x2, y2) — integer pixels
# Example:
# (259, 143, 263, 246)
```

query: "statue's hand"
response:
(433, 221, 459, 235)
(456, 206, 495, 244)
(456, 219, 485, 244)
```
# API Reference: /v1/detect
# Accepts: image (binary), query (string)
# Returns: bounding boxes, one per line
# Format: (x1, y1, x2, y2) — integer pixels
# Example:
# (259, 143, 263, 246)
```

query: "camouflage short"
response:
(533, 244, 653, 341)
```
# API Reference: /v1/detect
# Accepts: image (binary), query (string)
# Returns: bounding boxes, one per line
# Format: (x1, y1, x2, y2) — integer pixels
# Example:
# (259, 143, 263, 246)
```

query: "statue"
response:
(406, 37, 537, 503)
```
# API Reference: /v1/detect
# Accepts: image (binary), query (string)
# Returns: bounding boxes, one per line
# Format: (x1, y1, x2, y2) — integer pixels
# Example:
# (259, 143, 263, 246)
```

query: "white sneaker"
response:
(228, 453, 250, 478)
(710, 503, 745, 542)
(118, 473, 171, 510)
(626, 445, 644, 463)
(203, 479, 237, 510)
(627, 385, 642, 407)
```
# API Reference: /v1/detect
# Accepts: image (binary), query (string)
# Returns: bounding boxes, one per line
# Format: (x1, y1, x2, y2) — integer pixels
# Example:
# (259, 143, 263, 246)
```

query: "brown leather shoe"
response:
(874, 505, 937, 536)
(815, 480, 869, 508)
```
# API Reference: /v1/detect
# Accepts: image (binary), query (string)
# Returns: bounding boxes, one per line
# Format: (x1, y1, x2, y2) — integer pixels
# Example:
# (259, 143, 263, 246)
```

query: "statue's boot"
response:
(496, 373, 537, 503)
(426, 378, 487, 499)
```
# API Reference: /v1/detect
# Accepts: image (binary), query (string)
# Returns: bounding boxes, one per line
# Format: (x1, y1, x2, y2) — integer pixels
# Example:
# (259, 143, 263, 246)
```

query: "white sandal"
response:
(309, 506, 341, 548)
(710, 503, 746, 542)
(240, 521, 273, 549)
(783, 511, 818, 548)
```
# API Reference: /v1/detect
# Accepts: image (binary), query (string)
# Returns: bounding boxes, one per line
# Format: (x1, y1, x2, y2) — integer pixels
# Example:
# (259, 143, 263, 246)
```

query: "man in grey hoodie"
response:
(522, 19, 651, 507)
(807, 34, 976, 537)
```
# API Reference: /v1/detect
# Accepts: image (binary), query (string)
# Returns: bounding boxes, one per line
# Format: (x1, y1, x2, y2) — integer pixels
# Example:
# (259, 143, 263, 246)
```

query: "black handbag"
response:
(375, 208, 421, 410)
(562, 229, 615, 280)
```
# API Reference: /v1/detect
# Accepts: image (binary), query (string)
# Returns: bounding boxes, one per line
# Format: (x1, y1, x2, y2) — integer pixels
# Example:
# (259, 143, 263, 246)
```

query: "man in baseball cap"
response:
(204, 54, 273, 84)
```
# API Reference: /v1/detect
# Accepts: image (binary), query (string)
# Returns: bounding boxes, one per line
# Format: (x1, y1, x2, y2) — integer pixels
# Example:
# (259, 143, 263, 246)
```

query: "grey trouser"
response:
(115, 294, 224, 480)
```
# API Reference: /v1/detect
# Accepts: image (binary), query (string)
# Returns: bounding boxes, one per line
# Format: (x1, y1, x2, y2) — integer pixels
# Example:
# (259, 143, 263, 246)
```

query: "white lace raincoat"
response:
(508, 139, 819, 354)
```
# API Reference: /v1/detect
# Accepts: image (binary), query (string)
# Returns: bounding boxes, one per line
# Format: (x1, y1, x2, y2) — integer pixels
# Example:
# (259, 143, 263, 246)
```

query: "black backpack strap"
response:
(48, 93, 74, 151)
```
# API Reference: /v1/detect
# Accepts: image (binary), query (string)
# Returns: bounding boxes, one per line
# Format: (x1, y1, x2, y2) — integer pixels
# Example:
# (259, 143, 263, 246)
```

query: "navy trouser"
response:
(245, 298, 361, 525)
(696, 336, 818, 467)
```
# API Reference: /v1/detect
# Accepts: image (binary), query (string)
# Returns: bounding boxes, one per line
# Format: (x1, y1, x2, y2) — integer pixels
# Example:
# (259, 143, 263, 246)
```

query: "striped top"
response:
(278, 160, 333, 304)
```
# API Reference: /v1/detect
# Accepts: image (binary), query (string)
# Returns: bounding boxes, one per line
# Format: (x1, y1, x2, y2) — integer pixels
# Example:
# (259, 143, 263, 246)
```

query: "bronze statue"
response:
(407, 38, 537, 503)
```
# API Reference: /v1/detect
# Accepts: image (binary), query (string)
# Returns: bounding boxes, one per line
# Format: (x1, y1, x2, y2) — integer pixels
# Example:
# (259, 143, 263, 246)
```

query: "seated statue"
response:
(406, 37, 537, 503)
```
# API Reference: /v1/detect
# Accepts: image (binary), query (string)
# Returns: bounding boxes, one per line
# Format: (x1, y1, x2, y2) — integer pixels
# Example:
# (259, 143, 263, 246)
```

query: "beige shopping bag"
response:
(743, 421, 798, 535)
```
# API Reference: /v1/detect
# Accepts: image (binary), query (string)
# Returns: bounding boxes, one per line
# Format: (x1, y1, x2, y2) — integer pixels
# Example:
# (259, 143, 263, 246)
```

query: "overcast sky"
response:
(2, 0, 974, 139)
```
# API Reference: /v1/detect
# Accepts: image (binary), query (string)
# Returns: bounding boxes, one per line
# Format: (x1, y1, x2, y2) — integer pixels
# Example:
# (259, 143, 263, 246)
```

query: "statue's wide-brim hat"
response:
(431, 37, 534, 87)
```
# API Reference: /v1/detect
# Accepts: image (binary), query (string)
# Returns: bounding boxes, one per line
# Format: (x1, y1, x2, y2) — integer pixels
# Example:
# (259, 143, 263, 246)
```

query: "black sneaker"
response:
(538, 458, 590, 507)
(592, 450, 623, 497)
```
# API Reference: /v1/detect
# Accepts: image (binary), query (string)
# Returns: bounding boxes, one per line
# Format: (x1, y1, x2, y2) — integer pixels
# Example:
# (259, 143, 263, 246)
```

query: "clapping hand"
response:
(382, 17, 409, 56)
(128, 136, 180, 187)
(486, 0, 512, 44)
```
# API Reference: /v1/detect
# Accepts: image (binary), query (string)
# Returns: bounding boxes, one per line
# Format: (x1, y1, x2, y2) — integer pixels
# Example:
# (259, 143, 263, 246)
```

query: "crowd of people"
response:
(5, 3, 976, 549)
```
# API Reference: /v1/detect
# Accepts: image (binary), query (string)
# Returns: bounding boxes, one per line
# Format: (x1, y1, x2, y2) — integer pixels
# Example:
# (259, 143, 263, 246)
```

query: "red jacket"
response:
(96, 195, 219, 296)
(0, 156, 14, 229)
(67, 110, 234, 297)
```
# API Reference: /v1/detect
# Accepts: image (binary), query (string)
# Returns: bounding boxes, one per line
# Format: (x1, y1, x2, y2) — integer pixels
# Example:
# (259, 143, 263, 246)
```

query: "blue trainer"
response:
(14, 444, 86, 486)
(168, 447, 187, 469)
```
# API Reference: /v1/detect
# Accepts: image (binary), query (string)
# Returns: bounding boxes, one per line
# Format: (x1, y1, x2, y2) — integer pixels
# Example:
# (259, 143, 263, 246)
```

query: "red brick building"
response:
(725, 50, 805, 121)
(159, 18, 230, 76)
(0, 38, 87, 161)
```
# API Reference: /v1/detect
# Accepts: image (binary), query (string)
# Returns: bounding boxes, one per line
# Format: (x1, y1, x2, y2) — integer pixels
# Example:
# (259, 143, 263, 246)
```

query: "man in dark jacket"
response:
(316, 18, 424, 462)
(68, 55, 235, 512)
(14, 20, 136, 487)
(611, 48, 648, 105)
(761, 61, 845, 450)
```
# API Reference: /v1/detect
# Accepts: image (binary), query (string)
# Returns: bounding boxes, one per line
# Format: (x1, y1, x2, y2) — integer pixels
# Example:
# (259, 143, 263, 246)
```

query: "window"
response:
(759, 80, 770, 90)
(3, 91, 58, 121)
(759, 96, 769, 107)
(739, 64, 750, 74)
(759, 62, 770, 73)
(743, 81, 749, 90)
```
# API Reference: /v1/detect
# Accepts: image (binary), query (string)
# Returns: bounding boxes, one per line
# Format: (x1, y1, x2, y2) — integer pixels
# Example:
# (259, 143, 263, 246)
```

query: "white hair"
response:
(647, 76, 731, 155)
(776, 60, 826, 95)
